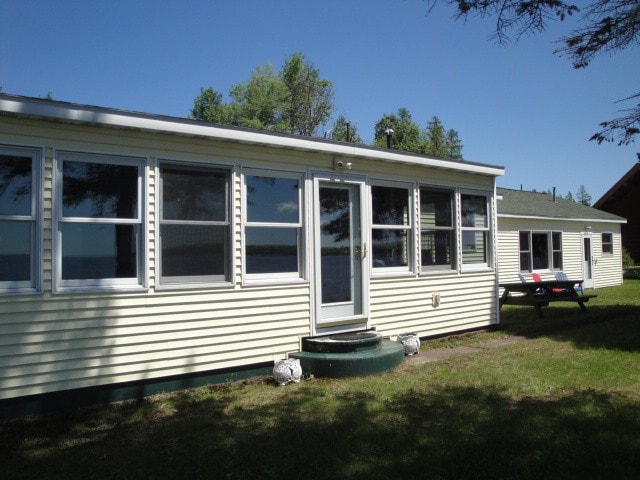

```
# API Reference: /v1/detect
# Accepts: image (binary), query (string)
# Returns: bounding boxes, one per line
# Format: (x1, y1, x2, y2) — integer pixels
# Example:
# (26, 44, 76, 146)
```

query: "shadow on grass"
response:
(499, 303, 640, 353)
(3, 383, 640, 479)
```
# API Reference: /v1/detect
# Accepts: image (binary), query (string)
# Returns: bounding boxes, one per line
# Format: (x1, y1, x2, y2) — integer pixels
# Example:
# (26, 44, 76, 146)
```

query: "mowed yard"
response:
(2, 280, 640, 479)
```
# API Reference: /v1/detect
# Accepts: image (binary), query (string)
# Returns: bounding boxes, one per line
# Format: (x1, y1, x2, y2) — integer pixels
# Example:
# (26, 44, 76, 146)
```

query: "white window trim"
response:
(418, 184, 457, 274)
(369, 179, 415, 276)
(459, 189, 493, 272)
(155, 160, 235, 290)
(0, 144, 43, 295)
(519, 230, 563, 273)
(53, 150, 147, 293)
(601, 232, 614, 255)
(241, 167, 307, 286)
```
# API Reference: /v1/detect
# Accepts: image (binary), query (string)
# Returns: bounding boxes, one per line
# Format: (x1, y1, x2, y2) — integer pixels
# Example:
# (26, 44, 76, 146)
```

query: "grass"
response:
(2, 280, 640, 479)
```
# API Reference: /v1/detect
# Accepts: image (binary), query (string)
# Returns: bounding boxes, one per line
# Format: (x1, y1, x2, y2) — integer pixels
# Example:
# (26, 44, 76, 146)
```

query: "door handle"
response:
(354, 243, 367, 260)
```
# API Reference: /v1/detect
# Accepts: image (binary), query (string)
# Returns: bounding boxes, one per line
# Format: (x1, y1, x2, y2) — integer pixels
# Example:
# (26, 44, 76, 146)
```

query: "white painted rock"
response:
(273, 358, 302, 385)
(397, 333, 420, 356)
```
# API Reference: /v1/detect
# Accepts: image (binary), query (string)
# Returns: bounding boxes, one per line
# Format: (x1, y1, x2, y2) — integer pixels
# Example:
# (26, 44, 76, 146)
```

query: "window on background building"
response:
(602, 232, 613, 255)
(519, 231, 563, 271)
(371, 184, 412, 272)
(159, 163, 231, 286)
(0, 145, 41, 293)
(243, 170, 304, 282)
(56, 151, 145, 291)
(460, 193, 491, 267)
(420, 186, 455, 271)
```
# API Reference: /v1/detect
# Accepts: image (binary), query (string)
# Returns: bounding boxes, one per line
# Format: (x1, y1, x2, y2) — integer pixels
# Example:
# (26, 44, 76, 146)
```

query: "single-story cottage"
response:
(496, 188, 626, 289)
(0, 94, 505, 417)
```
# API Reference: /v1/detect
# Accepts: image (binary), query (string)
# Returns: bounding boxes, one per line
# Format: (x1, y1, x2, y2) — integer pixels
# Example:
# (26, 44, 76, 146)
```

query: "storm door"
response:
(313, 176, 368, 330)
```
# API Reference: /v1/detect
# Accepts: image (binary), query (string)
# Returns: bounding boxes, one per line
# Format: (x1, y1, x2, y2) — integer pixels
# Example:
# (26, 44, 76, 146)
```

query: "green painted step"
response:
(291, 338, 405, 378)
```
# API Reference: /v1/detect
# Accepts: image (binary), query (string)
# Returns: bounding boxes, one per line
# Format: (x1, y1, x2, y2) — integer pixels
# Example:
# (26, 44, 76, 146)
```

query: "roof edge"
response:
(594, 161, 640, 208)
(0, 94, 505, 177)
(498, 213, 627, 224)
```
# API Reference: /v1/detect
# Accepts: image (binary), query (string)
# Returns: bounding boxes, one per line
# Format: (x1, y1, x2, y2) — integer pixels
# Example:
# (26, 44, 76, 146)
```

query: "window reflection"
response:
(61, 223, 136, 279)
(246, 176, 299, 223)
(62, 161, 138, 219)
(161, 224, 226, 277)
(245, 227, 298, 274)
(0, 155, 32, 216)
(0, 221, 31, 281)
(162, 167, 227, 222)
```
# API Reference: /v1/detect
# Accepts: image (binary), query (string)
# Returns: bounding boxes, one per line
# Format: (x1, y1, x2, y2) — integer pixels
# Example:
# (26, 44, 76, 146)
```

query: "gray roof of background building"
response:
(497, 188, 626, 223)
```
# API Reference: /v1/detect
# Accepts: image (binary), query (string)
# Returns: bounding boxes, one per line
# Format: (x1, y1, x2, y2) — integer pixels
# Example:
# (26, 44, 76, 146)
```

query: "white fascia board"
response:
(0, 95, 505, 177)
(498, 213, 627, 224)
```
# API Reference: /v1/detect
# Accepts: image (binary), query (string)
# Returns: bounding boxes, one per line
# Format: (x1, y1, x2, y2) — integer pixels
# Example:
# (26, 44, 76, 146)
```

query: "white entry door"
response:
(582, 233, 594, 289)
(313, 175, 368, 331)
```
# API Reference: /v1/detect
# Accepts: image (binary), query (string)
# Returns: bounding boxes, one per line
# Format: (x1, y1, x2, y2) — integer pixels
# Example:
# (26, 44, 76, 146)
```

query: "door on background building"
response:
(582, 233, 594, 289)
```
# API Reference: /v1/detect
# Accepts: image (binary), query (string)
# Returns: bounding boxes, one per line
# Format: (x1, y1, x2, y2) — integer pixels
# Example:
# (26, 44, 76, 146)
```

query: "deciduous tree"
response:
(192, 53, 334, 137)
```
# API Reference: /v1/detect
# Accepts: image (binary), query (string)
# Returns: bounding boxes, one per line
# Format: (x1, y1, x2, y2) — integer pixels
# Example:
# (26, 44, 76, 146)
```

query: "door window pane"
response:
(320, 187, 351, 303)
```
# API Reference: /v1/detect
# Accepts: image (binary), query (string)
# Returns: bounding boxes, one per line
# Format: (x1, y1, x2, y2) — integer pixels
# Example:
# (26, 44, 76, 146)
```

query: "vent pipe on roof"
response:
(384, 128, 394, 149)
(553, 186, 556, 202)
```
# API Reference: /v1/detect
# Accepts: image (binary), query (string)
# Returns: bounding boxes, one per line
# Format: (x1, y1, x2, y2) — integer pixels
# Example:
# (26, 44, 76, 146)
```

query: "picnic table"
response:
(499, 279, 597, 318)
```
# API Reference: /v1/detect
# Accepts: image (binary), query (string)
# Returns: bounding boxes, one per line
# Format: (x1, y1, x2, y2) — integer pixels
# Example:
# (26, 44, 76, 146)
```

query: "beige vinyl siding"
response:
(0, 286, 309, 398)
(0, 117, 313, 400)
(371, 271, 497, 337)
(0, 114, 500, 401)
(497, 216, 623, 288)
(592, 227, 623, 288)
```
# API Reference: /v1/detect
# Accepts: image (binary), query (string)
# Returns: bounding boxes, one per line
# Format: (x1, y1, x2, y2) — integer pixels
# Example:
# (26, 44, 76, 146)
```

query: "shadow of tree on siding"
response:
(3, 384, 640, 479)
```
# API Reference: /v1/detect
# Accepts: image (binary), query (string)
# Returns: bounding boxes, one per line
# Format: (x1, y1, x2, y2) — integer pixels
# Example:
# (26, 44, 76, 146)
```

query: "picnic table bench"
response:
(499, 279, 597, 318)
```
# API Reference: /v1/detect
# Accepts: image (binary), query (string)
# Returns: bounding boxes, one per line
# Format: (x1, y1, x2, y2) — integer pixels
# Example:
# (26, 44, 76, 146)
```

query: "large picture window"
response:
(371, 184, 412, 272)
(461, 193, 491, 267)
(420, 186, 455, 271)
(56, 151, 144, 291)
(243, 170, 304, 282)
(0, 145, 41, 293)
(159, 163, 231, 285)
(519, 231, 562, 271)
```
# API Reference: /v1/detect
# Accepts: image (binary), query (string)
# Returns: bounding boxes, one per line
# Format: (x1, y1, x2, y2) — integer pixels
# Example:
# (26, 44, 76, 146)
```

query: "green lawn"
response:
(2, 280, 640, 479)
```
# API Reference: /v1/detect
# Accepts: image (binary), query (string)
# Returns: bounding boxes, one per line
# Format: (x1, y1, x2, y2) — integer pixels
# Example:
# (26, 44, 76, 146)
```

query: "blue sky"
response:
(1, 0, 638, 201)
